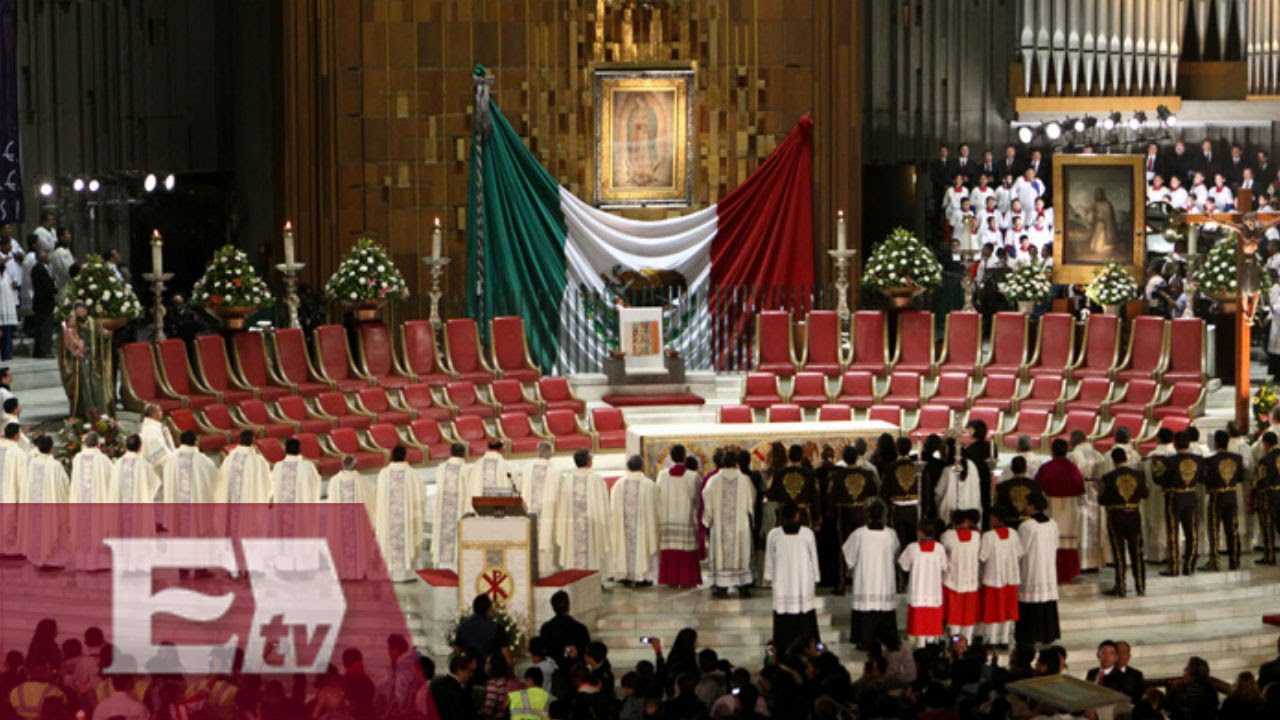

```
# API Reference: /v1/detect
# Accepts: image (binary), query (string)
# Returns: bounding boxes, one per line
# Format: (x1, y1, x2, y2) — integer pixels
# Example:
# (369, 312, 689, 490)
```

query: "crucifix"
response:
(1180, 190, 1280, 428)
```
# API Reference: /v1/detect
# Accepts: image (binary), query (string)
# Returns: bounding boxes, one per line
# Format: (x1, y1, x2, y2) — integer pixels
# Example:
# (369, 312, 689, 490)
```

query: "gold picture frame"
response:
(594, 68, 695, 208)
(1051, 153, 1147, 284)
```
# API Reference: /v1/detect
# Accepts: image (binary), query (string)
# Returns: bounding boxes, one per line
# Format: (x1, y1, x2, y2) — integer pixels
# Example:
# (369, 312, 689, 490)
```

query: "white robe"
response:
(935, 460, 983, 523)
(374, 462, 425, 582)
(519, 458, 561, 573)
(1069, 443, 1106, 570)
(0, 437, 25, 554)
(656, 467, 700, 552)
(221, 445, 273, 538)
(429, 458, 467, 571)
(940, 529, 981, 593)
(0, 414, 29, 452)
(140, 418, 175, 475)
(0, 257, 21, 326)
(327, 469, 379, 579)
(899, 541, 948, 609)
(842, 526, 900, 611)
(979, 527, 1023, 589)
(554, 469, 610, 572)
(608, 472, 659, 582)
(270, 456, 322, 503)
(1017, 516, 1060, 603)
(465, 451, 515, 500)
(108, 452, 161, 571)
(1269, 286, 1280, 356)
(19, 453, 70, 566)
(68, 448, 113, 570)
(160, 446, 221, 541)
(765, 526, 820, 614)
(702, 468, 755, 586)
(1144, 443, 1175, 563)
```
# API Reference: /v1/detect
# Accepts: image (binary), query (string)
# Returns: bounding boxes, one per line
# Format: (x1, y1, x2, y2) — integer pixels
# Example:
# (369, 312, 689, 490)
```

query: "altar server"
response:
(703, 450, 756, 598)
(139, 403, 175, 474)
(941, 509, 982, 643)
(978, 513, 1023, 648)
(520, 441, 561, 573)
(19, 435, 69, 567)
(467, 439, 516, 500)
(0, 423, 26, 555)
(899, 518, 949, 648)
(1016, 493, 1061, 646)
(935, 439, 982, 525)
(374, 446, 425, 582)
(68, 432, 112, 570)
(765, 502, 821, 650)
(842, 501, 900, 648)
(430, 443, 469, 571)
(609, 455, 659, 585)
(1208, 173, 1235, 210)
(221, 431, 272, 538)
(554, 449, 610, 572)
(656, 444, 702, 588)
(161, 431, 221, 539)
(326, 455, 379, 580)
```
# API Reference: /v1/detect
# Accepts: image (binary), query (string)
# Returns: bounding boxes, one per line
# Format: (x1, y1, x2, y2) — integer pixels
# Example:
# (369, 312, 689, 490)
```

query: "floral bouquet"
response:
(1002, 261, 1053, 302)
(445, 606, 525, 651)
(55, 254, 144, 321)
(1084, 260, 1139, 307)
(861, 227, 944, 291)
(53, 413, 126, 472)
(1193, 235, 1239, 296)
(325, 237, 410, 303)
(190, 245, 275, 310)
(1255, 382, 1279, 434)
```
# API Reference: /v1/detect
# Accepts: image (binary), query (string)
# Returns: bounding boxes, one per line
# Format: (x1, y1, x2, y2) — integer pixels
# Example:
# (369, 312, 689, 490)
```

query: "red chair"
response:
(971, 374, 1020, 413)
(964, 407, 1005, 438)
(876, 372, 924, 410)
(401, 320, 456, 387)
(272, 328, 335, 394)
(718, 405, 754, 423)
(399, 383, 454, 422)
(228, 332, 294, 400)
(198, 404, 247, 440)
(935, 311, 982, 375)
(355, 323, 416, 390)
(789, 373, 830, 409)
(294, 433, 343, 475)
(166, 409, 229, 452)
(1068, 313, 1122, 380)
(367, 423, 424, 464)
(155, 339, 219, 409)
(315, 392, 374, 429)
(192, 336, 257, 405)
(256, 437, 286, 464)
(1160, 318, 1207, 385)
(325, 427, 389, 470)
(353, 387, 415, 426)
(119, 342, 185, 413)
(406, 419, 455, 461)
(1049, 409, 1101, 443)
(742, 372, 785, 409)
(831, 371, 877, 411)
(1000, 409, 1052, 451)
(591, 408, 628, 450)
(497, 412, 546, 455)
(444, 319, 500, 384)
(313, 325, 375, 393)
(817, 405, 851, 422)
(754, 311, 799, 376)
(849, 311, 889, 376)
(1092, 413, 1147, 453)
(867, 405, 901, 427)
(1017, 376, 1067, 414)
(1113, 316, 1169, 383)
(451, 415, 493, 456)
(490, 380, 540, 416)
(909, 406, 953, 444)
(892, 311, 935, 375)
(544, 410, 595, 452)
(489, 316, 542, 383)
(1063, 377, 1115, 414)
(443, 381, 499, 419)
(275, 396, 337, 434)
(1138, 417, 1192, 454)
(1150, 383, 1207, 420)
(537, 377, 586, 414)
(982, 312, 1029, 377)
(1025, 313, 1076, 380)
(924, 373, 972, 411)
(1103, 380, 1160, 419)
(767, 404, 804, 423)
(801, 310, 845, 376)
(234, 399, 296, 439)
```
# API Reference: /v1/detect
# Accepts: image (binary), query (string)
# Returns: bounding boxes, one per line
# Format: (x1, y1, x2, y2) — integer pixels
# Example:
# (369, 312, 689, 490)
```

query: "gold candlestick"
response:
(961, 250, 978, 312)
(274, 261, 305, 329)
(828, 249, 856, 322)
(141, 272, 174, 340)
(423, 256, 451, 332)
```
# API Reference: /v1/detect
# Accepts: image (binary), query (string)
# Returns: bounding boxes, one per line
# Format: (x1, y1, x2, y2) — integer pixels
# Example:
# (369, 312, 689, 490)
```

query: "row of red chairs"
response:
(757, 310, 1207, 385)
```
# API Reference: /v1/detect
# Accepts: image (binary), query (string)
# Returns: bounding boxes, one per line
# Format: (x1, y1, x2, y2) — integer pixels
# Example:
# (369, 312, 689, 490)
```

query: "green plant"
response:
(190, 245, 275, 310)
(1255, 382, 1279, 435)
(1084, 260, 1139, 306)
(861, 227, 944, 291)
(55, 254, 144, 321)
(325, 237, 410, 303)
(1002, 261, 1053, 302)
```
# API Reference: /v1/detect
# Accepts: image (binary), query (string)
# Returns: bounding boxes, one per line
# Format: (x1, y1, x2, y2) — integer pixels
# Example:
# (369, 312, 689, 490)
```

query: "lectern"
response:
(458, 496, 535, 637)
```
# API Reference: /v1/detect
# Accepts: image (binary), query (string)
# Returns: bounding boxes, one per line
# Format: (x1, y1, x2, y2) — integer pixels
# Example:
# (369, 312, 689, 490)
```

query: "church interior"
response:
(4, 0, 1280, 717)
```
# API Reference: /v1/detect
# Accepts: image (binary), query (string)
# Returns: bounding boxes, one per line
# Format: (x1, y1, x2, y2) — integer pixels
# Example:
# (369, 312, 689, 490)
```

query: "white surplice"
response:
(842, 526, 900, 611)
(655, 466, 700, 551)
(220, 445, 273, 537)
(899, 541, 948, 609)
(19, 452, 70, 566)
(554, 468, 610, 572)
(374, 461, 425, 582)
(940, 528, 981, 593)
(1069, 442, 1106, 570)
(519, 457, 561, 573)
(68, 447, 113, 570)
(935, 459, 983, 523)
(764, 525, 820, 614)
(160, 446, 221, 545)
(701, 468, 755, 587)
(429, 457, 467, 571)
(139, 418, 175, 475)
(1017, 516, 1060, 603)
(107, 452, 161, 571)
(607, 471, 659, 582)
(979, 527, 1024, 589)
(465, 451, 515, 500)
(270, 456, 322, 503)
(0, 437, 26, 554)
(327, 469, 379, 579)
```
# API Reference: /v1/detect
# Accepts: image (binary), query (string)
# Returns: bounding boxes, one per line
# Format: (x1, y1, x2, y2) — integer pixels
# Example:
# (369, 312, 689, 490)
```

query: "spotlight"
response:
(1072, 117, 1086, 133)
(1128, 111, 1147, 131)
(143, 173, 157, 192)
(1045, 121, 1062, 140)
(163, 173, 176, 191)
(1017, 126, 1035, 144)
(87, 179, 100, 192)
(38, 182, 53, 197)
(1102, 112, 1121, 131)
(72, 178, 85, 192)
(1156, 104, 1177, 126)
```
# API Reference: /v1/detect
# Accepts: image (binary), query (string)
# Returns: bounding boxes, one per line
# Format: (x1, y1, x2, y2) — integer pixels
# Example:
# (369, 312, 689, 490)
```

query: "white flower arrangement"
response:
(1084, 260, 1140, 306)
(55, 254, 144, 320)
(861, 227, 944, 291)
(1193, 234, 1238, 295)
(444, 606, 525, 651)
(325, 237, 410, 303)
(1001, 260, 1053, 302)
(191, 245, 275, 310)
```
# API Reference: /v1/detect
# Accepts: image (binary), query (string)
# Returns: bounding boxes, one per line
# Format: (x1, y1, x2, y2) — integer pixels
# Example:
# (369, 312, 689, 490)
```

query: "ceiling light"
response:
(72, 178, 85, 192)
(144, 173, 157, 192)
(88, 179, 100, 192)
(163, 173, 176, 191)
(1017, 126, 1035, 144)
(38, 182, 53, 197)
(1045, 122, 1062, 140)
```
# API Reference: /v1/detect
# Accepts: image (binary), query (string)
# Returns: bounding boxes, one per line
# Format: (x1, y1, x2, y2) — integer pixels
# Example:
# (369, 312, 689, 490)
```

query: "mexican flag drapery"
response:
(466, 71, 813, 373)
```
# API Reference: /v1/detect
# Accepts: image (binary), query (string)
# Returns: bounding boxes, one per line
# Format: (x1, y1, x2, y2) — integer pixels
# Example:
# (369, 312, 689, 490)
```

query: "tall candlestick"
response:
(284, 221, 296, 267)
(836, 210, 847, 253)
(431, 217, 442, 261)
(150, 229, 163, 277)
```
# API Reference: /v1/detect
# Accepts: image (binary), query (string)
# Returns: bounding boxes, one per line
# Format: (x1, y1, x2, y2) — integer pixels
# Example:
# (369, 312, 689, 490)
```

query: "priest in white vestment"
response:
(935, 451, 983, 525)
(429, 444, 468, 571)
(1015, 493, 1061, 646)
(554, 449, 610, 572)
(161, 431, 222, 546)
(519, 442, 561, 574)
(68, 433, 113, 570)
(374, 446, 425, 582)
(268, 438, 324, 572)
(466, 440, 516, 500)
(702, 452, 755, 596)
(842, 501, 899, 649)
(764, 503, 821, 650)
(607, 456, 659, 584)
(270, 438, 322, 503)
(220, 431, 273, 537)
(326, 455, 380, 580)
(139, 404, 175, 474)
(0, 402, 28, 452)
(107, 435, 161, 571)
(1067, 431, 1106, 571)
(655, 444, 702, 588)
(0, 422, 27, 555)
(19, 436, 69, 567)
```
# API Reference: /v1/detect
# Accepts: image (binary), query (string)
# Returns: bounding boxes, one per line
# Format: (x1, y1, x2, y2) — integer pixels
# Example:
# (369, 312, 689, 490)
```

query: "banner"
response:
(0, 0, 22, 223)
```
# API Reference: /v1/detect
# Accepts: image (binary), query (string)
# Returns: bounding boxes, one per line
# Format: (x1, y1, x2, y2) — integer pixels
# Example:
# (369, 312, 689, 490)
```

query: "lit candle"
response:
(150, 229, 163, 277)
(432, 217, 442, 261)
(284, 221, 295, 267)
(836, 210, 847, 253)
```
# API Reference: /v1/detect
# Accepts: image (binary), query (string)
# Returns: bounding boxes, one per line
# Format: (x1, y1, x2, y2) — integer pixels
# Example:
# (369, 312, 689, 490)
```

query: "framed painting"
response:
(594, 68, 695, 208)
(1051, 154, 1146, 284)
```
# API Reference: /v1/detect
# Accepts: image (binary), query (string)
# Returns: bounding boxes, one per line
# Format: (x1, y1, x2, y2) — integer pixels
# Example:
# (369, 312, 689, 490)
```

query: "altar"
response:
(626, 419, 899, 476)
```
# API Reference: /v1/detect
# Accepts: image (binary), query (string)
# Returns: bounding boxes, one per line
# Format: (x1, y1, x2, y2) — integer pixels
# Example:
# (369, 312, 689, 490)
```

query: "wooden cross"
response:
(1180, 189, 1280, 428)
